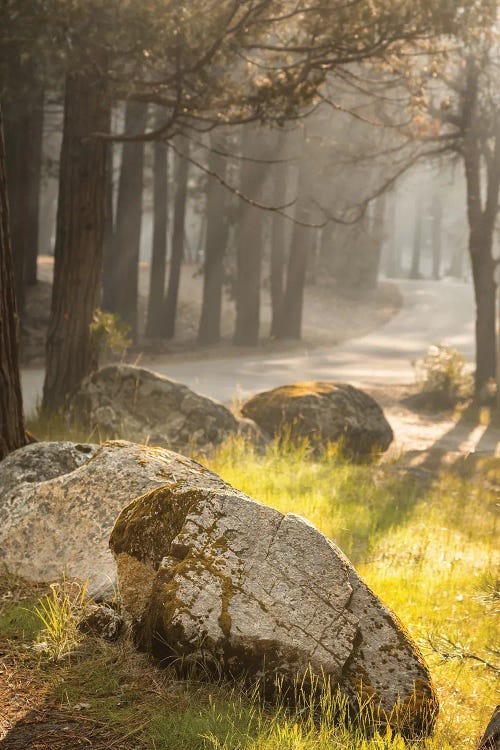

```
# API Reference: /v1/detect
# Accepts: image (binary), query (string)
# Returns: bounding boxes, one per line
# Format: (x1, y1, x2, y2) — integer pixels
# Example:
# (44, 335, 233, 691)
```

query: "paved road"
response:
(21, 279, 475, 415)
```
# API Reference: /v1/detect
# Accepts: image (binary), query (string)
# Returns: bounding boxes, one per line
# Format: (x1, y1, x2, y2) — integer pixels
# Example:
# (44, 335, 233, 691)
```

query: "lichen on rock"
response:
(110, 458, 437, 737)
(241, 381, 393, 458)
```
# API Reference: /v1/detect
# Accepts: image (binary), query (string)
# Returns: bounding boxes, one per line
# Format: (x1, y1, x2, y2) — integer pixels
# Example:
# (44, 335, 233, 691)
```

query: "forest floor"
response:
(20, 257, 401, 365)
(1, 442, 498, 750)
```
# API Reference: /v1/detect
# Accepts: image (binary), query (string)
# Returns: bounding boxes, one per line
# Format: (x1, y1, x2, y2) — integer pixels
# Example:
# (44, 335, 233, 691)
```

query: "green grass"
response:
(1, 437, 498, 750)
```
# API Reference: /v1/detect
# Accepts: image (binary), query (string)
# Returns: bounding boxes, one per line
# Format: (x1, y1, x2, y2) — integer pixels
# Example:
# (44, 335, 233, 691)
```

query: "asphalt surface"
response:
(21, 279, 476, 415)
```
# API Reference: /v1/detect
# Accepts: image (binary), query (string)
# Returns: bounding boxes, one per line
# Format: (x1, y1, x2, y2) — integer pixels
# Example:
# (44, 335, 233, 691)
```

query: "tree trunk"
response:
(462, 59, 499, 397)
(0, 103, 26, 459)
(409, 194, 423, 279)
(431, 195, 442, 280)
(447, 239, 465, 279)
(362, 193, 385, 289)
(277, 155, 311, 340)
(197, 141, 230, 345)
(385, 192, 401, 278)
(270, 165, 287, 338)
(42, 71, 110, 413)
(233, 129, 265, 346)
(24, 89, 44, 286)
(145, 127, 169, 339)
(277, 210, 310, 339)
(113, 101, 148, 340)
(470, 230, 497, 395)
(102, 143, 116, 311)
(4, 112, 27, 313)
(163, 143, 189, 340)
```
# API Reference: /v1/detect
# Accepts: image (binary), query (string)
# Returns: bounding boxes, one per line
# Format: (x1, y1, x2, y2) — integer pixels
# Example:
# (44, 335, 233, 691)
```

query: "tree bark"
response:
(102, 143, 116, 311)
(362, 193, 385, 289)
(42, 71, 110, 413)
(270, 165, 287, 338)
(431, 194, 442, 280)
(3, 48, 44, 304)
(163, 142, 189, 339)
(277, 156, 311, 340)
(462, 59, 499, 396)
(470, 243, 496, 395)
(385, 192, 401, 278)
(113, 101, 148, 340)
(277, 209, 310, 339)
(197, 141, 230, 345)
(409, 194, 423, 279)
(233, 129, 266, 346)
(24, 89, 44, 287)
(145, 128, 169, 339)
(0, 103, 26, 458)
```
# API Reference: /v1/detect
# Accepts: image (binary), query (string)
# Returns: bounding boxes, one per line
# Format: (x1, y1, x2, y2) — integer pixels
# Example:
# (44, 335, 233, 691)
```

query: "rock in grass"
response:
(68, 364, 252, 454)
(0, 440, 220, 595)
(110, 459, 437, 737)
(241, 381, 393, 458)
(78, 604, 124, 641)
(477, 706, 500, 750)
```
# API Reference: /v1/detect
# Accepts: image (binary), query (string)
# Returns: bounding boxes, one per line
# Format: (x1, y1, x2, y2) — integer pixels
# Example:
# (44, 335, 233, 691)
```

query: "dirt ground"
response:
(365, 384, 500, 461)
(21, 257, 401, 365)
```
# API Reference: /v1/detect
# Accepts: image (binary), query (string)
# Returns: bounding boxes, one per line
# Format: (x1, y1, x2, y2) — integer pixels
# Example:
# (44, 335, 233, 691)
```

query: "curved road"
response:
(21, 279, 476, 415)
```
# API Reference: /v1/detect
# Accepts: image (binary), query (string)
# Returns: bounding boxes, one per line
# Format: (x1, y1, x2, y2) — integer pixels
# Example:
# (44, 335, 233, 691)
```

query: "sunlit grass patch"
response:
(205, 438, 499, 748)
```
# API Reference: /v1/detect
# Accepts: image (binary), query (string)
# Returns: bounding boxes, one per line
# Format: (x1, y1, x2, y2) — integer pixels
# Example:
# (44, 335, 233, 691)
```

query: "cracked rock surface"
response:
(241, 381, 393, 458)
(68, 364, 250, 454)
(110, 457, 437, 736)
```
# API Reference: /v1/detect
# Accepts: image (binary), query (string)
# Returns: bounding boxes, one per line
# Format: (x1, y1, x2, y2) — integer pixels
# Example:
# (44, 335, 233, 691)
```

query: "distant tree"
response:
(197, 134, 231, 345)
(163, 141, 189, 339)
(0, 104, 26, 459)
(233, 127, 268, 346)
(421, 42, 500, 396)
(2, 50, 43, 310)
(145, 110, 170, 339)
(270, 152, 289, 338)
(113, 101, 148, 341)
(431, 194, 442, 280)
(409, 193, 424, 280)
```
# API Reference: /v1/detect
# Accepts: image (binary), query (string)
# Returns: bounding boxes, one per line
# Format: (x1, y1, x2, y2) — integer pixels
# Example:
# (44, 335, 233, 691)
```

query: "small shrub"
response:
(89, 309, 131, 364)
(413, 344, 473, 409)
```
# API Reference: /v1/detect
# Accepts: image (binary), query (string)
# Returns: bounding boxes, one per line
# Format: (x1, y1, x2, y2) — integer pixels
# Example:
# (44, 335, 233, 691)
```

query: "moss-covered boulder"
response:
(241, 381, 393, 457)
(68, 364, 252, 455)
(0, 440, 222, 595)
(110, 465, 437, 736)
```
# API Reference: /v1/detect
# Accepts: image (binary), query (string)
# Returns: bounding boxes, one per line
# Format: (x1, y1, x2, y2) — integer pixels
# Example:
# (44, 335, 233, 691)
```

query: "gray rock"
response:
(68, 364, 252, 454)
(0, 440, 220, 594)
(0, 441, 96, 497)
(241, 381, 393, 458)
(78, 604, 124, 641)
(110, 458, 437, 736)
(477, 706, 500, 750)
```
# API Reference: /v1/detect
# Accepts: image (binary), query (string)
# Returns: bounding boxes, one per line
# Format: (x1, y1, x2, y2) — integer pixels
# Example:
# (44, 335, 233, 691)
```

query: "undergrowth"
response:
(1, 438, 498, 749)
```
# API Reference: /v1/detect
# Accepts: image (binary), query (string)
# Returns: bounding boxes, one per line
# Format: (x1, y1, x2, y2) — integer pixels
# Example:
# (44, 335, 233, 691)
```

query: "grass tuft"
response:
(33, 577, 89, 660)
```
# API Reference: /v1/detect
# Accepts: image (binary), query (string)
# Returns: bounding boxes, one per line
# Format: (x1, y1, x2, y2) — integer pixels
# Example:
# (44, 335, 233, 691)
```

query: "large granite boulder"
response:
(241, 382, 393, 458)
(110, 460, 437, 736)
(0, 440, 218, 594)
(68, 364, 245, 454)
